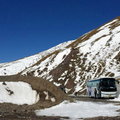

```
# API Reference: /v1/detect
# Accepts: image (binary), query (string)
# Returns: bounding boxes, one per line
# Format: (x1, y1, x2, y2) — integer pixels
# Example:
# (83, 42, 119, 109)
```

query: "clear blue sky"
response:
(0, 0, 120, 63)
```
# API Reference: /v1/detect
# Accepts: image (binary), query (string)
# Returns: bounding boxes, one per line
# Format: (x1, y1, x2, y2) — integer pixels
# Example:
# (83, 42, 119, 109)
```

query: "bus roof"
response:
(87, 77, 115, 82)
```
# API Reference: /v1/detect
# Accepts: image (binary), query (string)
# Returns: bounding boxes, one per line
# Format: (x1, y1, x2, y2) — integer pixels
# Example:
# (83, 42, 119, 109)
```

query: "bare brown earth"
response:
(84, 116, 120, 120)
(0, 113, 120, 120)
(0, 112, 68, 120)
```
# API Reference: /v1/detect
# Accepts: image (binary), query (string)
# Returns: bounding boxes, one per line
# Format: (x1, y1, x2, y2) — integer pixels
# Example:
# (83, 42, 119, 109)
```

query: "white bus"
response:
(86, 78, 118, 98)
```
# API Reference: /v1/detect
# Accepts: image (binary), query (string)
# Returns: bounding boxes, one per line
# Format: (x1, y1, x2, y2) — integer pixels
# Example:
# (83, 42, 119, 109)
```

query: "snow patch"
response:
(35, 100, 119, 119)
(0, 82, 39, 105)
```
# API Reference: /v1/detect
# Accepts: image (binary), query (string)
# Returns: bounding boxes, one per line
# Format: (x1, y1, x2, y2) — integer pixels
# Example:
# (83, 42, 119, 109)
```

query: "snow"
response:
(98, 19, 118, 30)
(75, 18, 120, 81)
(47, 48, 71, 71)
(51, 97, 56, 102)
(0, 54, 42, 76)
(35, 100, 120, 119)
(0, 40, 74, 76)
(22, 47, 71, 79)
(0, 82, 39, 105)
(112, 26, 120, 34)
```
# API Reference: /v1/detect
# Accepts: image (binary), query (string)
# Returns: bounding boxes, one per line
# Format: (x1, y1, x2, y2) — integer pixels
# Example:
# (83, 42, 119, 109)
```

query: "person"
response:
(94, 88, 97, 98)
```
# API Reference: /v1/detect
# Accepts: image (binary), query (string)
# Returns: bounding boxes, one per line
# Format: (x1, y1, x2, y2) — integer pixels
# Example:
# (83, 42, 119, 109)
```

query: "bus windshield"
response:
(100, 78, 116, 87)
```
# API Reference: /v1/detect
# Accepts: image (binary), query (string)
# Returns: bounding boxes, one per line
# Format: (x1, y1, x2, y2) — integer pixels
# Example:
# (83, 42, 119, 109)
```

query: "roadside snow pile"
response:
(0, 82, 39, 105)
(35, 100, 119, 119)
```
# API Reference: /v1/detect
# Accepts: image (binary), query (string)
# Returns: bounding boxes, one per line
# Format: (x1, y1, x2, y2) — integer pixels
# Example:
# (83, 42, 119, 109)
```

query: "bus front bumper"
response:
(101, 91, 117, 98)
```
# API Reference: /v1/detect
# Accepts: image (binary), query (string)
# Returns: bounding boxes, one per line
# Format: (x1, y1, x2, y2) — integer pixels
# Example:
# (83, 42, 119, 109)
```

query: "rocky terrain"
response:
(0, 114, 120, 120)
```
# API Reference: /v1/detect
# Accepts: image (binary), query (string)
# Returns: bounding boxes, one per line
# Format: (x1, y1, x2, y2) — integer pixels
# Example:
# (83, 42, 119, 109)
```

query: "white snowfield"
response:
(0, 82, 39, 105)
(35, 100, 120, 119)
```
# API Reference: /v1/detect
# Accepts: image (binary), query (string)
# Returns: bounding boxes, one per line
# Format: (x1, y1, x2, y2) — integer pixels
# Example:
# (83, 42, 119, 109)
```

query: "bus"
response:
(86, 78, 118, 98)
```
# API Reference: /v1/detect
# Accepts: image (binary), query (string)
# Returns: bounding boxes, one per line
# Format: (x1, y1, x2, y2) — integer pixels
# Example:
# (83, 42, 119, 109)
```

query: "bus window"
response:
(101, 78, 116, 87)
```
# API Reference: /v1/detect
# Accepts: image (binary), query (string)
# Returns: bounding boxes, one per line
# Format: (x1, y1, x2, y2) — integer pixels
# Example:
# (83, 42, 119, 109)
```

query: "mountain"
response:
(0, 17, 120, 95)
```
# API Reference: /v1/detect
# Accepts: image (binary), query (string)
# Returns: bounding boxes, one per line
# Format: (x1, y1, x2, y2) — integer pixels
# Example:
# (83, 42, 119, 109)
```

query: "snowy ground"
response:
(35, 100, 120, 120)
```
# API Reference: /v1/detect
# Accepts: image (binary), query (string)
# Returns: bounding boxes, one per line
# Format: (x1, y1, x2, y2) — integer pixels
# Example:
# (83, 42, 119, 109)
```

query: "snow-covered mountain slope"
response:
(0, 17, 120, 95)
(0, 40, 73, 75)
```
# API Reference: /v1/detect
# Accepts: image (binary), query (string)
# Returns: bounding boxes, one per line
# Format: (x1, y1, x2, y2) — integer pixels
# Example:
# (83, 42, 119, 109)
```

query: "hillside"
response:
(0, 17, 120, 95)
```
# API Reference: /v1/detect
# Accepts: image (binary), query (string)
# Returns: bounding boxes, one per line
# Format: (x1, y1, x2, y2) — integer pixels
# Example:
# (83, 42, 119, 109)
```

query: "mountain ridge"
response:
(0, 17, 120, 95)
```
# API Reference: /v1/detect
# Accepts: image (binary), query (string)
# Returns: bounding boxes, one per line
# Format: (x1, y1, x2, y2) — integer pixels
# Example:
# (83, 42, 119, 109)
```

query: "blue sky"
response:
(0, 0, 120, 63)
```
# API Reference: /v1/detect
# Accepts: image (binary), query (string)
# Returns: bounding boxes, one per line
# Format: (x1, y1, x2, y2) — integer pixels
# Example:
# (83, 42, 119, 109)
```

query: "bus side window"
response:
(96, 83, 99, 88)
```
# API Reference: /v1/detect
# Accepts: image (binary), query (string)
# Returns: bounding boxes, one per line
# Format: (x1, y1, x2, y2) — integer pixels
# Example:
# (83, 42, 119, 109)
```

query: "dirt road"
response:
(72, 95, 120, 103)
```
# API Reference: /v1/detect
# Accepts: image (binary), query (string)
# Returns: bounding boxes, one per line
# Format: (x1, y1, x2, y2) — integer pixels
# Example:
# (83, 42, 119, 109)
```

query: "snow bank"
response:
(0, 82, 39, 105)
(35, 100, 119, 119)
